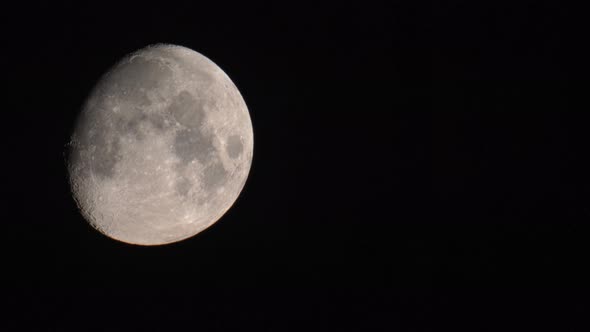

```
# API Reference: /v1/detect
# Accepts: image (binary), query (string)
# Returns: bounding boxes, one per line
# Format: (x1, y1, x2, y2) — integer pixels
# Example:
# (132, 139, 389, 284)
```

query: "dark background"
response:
(1, 1, 585, 330)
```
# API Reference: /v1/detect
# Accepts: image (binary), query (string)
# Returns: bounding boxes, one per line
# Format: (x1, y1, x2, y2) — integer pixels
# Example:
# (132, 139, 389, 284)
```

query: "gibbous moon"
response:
(68, 44, 253, 245)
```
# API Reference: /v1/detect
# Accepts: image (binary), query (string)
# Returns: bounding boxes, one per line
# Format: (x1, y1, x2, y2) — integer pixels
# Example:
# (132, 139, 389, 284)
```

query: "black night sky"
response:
(2, 1, 585, 330)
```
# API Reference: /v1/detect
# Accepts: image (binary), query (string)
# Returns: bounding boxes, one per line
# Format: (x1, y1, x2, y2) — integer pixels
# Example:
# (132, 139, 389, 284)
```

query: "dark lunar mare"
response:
(203, 160, 227, 190)
(226, 135, 244, 159)
(169, 91, 217, 165)
(168, 89, 228, 193)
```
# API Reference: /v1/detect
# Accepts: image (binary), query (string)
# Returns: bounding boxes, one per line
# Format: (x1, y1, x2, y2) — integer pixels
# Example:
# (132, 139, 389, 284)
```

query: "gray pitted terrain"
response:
(68, 44, 253, 245)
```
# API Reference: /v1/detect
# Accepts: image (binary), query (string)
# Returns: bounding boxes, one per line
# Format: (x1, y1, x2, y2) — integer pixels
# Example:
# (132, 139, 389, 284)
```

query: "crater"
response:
(226, 135, 243, 159)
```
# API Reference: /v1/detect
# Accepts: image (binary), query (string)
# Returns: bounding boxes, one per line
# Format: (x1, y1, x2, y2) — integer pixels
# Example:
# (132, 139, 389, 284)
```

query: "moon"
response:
(67, 44, 254, 245)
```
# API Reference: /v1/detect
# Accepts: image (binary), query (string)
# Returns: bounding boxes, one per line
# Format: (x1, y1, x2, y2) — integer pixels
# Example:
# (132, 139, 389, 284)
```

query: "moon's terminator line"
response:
(68, 44, 253, 245)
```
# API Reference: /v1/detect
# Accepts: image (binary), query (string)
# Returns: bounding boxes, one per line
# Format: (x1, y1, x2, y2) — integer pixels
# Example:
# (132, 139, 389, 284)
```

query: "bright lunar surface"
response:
(68, 44, 253, 245)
